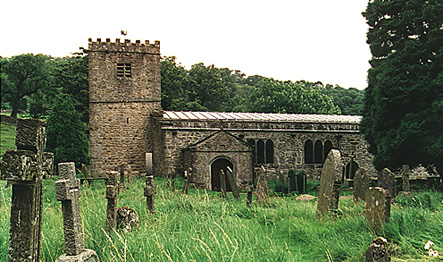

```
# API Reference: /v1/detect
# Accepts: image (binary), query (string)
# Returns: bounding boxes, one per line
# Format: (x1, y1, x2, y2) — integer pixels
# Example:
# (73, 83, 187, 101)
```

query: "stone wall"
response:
(88, 38, 163, 177)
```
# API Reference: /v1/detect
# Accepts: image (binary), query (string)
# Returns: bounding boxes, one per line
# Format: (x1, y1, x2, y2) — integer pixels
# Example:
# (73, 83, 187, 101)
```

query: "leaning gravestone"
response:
(55, 162, 99, 262)
(226, 166, 241, 201)
(378, 168, 395, 198)
(365, 187, 391, 232)
(1, 119, 51, 262)
(401, 165, 411, 192)
(144, 175, 157, 215)
(354, 168, 370, 201)
(316, 149, 343, 218)
(256, 166, 269, 203)
(105, 171, 119, 231)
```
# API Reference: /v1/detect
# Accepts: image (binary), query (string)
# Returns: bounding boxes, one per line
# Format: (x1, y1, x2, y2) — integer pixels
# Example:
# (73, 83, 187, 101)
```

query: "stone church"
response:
(87, 38, 375, 190)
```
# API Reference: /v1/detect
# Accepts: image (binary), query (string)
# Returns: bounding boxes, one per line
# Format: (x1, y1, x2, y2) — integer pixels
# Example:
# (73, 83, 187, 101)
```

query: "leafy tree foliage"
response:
(361, 0, 443, 174)
(1, 54, 51, 119)
(46, 95, 89, 166)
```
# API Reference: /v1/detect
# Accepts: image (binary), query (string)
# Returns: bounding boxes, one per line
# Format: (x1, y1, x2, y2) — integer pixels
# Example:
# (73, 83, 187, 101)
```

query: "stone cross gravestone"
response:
(105, 171, 119, 231)
(378, 168, 395, 198)
(144, 175, 157, 215)
(401, 165, 410, 192)
(354, 168, 370, 202)
(365, 187, 391, 232)
(220, 170, 227, 198)
(55, 162, 99, 262)
(1, 119, 50, 262)
(316, 149, 343, 218)
(256, 166, 269, 203)
(226, 166, 241, 201)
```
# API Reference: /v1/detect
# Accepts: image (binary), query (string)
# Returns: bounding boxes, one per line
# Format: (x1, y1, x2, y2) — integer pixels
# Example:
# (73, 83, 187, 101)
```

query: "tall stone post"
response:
(246, 186, 253, 207)
(55, 162, 99, 262)
(316, 149, 343, 218)
(1, 119, 51, 262)
(256, 166, 269, 204)
(105, 171, 119, 231)
(401, 165, 410, 192)
(183, 167, 192, 195)
(144, 175, 157, 215)
(220, 170, 227, 198)
(226, 166, 241, 201)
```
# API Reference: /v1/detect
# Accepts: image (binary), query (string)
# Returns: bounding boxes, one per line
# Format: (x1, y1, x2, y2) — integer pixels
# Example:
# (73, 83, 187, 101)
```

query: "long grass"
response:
(1, 177, 442, 262)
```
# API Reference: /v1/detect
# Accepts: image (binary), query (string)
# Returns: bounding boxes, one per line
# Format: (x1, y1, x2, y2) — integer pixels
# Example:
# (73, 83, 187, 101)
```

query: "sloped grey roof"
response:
(164, 111, 361, 124)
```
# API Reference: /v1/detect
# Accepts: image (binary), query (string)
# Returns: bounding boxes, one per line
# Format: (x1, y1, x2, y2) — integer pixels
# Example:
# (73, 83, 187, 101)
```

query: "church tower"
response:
(87, 38, 162, 176)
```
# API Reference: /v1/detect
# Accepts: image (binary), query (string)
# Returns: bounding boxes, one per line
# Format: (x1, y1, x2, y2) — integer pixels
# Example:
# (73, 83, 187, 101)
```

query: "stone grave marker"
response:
(256, 166, 269, 203)
(220, 170, 227, 198)
(183, 167, 192, 195)
(365, 237, 390, 262)
(105, 171, 119, 231)
(365, 187, 391, 232)
(401, 165, 410, 192)
(116, 206, 139, 232)
(55, 162, 99, 262)
(144, 175, 157, 215)
(226, 166, 241, 201)
(316, 149, 343, 218)
(246, 185, 253, 207)
(378, 168, 395, 198)
(1, 119, 49, 262)
(354, 168, 370, 202)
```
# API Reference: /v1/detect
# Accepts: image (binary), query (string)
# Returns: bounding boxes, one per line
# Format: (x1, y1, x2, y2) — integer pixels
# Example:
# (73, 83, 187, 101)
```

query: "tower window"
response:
(117, 63, 132, 77)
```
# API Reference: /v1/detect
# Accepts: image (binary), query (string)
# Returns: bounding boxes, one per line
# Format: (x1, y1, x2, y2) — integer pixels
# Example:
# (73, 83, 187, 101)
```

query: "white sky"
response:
(1, 0, 371, 90)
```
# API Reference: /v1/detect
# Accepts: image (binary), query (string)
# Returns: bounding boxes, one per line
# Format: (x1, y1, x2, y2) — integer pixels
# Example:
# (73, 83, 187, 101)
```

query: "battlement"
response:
(87, 38, 160, 54)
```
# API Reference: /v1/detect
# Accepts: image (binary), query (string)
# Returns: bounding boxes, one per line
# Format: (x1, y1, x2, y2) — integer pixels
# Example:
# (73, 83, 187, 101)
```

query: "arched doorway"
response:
(345, 160, 359, 180)
(211, 158, 233, 192)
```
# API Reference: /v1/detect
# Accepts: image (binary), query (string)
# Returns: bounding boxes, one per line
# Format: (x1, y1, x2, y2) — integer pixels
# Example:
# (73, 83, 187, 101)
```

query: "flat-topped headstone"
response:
(378, 168, 395, 198)
(226, 166, 241, 201)
(316, 149, 343, 218)
(144, 175, 157, 215)
(354, 168, 370, 201)
(1, 118, 48, 262)
(55, 162, 99, 262)
(401, 165, 410, 192)
(365, 187, 391, 232)
(105, 171, 119, 231)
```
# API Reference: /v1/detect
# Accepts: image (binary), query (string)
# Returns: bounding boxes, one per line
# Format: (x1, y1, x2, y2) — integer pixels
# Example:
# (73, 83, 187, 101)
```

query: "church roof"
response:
(163, 111, 361, 124)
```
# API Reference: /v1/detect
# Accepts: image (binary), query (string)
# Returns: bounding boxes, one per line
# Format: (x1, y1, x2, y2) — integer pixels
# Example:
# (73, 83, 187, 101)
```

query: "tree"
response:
(1, 54, 51, 119)
(361, 0, 443, 175)
(46, 95, 89, 166)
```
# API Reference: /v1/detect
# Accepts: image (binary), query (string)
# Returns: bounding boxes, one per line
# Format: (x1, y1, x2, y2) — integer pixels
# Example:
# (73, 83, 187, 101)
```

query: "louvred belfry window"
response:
(117, 63, 132, 77)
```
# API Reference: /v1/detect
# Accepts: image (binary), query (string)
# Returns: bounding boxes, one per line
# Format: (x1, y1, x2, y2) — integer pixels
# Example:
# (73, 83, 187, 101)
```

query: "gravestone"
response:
(105, 171, 119, 231)
(365, 187, 391, 232)
(256, 166, 269, 203)
(226, 166, 241, 201)
(354, 168, 370, 201)
(183, 168, 192, 195)
(365, 237, 390, 262)
(144, 175, 157, 215)
(1, 119, 49, 262)
(401, 165, 410, 192)
(246, 185, 253, 207)
(220, 170, 227, 198)
(55, 162, 99, 262)
(316, 149, 343, 218)
(116, 206, 139, 232)
(378, 168, 395, 198)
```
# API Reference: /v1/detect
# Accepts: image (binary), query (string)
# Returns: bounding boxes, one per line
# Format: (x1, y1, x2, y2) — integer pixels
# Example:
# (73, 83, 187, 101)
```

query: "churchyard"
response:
(1, 119, 443, 261)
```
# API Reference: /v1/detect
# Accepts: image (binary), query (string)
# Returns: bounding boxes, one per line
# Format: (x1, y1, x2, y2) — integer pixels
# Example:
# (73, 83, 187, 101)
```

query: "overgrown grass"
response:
(0, 119, 16, 158)
(1, 177, 442, 261)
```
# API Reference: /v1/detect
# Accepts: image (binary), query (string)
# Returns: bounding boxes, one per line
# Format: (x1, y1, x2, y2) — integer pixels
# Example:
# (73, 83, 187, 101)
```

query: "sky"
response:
(1, 0, 371, 90)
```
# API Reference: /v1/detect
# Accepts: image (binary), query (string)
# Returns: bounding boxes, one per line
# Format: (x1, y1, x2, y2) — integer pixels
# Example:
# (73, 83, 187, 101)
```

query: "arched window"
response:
(257, 139, 265, 164)
(314, 140, 323, 164)
(304, 140, 313, 164)
(345, 161, 359, 180)
(324, 140, 333, 160)
(247, 139, 256, 163)
(265, 139, 274, 163)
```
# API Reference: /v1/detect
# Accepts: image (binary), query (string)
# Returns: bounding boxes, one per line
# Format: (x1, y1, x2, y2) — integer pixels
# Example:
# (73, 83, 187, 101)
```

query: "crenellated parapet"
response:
(86, 38, 160, 54)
